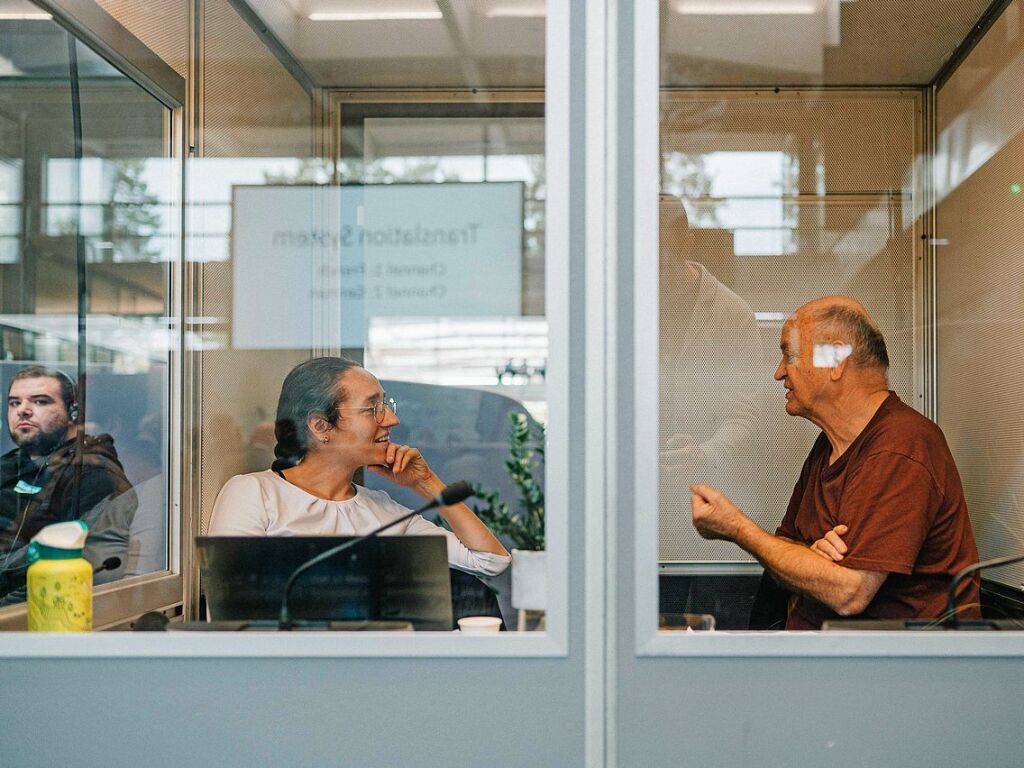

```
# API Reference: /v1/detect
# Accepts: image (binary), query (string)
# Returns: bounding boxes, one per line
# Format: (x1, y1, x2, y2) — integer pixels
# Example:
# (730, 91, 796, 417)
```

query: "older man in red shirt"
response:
(690, 296, 980, 629)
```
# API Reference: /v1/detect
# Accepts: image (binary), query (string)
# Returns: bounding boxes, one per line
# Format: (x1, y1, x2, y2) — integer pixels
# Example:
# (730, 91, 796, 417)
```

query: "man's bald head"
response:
(794, 296, 889, 372)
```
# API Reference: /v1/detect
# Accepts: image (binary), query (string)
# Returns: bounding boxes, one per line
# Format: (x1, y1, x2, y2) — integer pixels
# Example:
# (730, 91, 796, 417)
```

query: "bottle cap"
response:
(26, 520, 88, 563)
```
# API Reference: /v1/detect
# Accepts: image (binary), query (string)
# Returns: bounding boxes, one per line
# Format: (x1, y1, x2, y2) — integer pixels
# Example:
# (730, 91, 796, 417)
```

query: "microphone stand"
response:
(278, 481, 474, 629)
(945, 553, 1024, 628)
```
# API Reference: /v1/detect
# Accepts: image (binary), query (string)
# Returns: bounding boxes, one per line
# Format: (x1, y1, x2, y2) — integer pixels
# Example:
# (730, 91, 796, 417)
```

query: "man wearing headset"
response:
(0, 366, 136, 605)
(690, 297, 980, 629)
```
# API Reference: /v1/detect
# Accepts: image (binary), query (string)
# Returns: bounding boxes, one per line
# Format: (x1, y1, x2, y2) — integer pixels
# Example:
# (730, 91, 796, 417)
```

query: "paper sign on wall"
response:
(232, 182, 524, 349)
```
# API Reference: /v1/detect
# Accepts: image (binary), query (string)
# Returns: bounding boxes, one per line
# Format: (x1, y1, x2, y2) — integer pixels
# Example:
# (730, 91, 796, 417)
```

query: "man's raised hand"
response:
(690, 484, 746, 541)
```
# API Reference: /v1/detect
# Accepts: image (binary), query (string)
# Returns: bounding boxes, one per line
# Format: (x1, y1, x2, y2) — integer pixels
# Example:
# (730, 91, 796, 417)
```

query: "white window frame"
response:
(630, 0, 1024, 658)
(0, 0, 571, 658)
(0, 0, 187, 634)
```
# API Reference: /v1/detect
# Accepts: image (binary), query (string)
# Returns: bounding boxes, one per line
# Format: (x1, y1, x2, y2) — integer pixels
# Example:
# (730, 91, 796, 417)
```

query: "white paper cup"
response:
(457, 616, 502, 635)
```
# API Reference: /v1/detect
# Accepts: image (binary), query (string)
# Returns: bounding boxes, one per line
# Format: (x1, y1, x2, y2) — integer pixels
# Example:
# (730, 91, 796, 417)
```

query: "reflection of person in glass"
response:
(659, 198, 764, 490)
(0, 366, 136, 605)
(209, 357, 511, 577)
(119, 413, 167, 577)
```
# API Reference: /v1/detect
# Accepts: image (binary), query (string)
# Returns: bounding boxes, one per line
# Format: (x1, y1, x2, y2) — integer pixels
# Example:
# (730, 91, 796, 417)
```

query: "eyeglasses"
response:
(338, 396, 398, 424)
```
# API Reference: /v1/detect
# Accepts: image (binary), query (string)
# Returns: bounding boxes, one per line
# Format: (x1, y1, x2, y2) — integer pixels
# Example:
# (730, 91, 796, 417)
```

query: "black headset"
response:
(40, 368, 79, 421)
(6, 367, 80, 421)
(55, 369, 79, 421)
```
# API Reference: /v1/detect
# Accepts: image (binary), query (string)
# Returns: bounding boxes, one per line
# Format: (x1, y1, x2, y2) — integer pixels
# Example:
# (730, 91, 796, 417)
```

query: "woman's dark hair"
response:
(271, 357, 360, 471)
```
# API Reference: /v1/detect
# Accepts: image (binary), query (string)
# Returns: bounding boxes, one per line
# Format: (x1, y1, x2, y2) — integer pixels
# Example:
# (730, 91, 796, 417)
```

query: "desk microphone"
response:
(945, 552, 1024, 627)
(93, 557, 121, 575)
(278, 480, 475, 629)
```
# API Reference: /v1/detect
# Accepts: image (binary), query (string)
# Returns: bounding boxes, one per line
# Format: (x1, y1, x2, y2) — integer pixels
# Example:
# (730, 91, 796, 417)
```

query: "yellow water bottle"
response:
(26, 520, 92, 632)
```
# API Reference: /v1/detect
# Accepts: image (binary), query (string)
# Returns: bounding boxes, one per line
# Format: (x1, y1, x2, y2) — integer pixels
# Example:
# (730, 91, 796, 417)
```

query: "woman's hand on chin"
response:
(366, 443, 437, 492)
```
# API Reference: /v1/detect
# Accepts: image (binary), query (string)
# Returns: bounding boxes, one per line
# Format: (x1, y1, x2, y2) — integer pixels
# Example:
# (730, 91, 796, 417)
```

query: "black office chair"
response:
(747, 571, 789, 630)
(449, 568, 506, 631)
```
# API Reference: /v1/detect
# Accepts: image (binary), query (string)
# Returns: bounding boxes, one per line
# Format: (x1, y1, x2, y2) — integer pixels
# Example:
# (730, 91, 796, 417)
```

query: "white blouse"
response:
(209, 470, 510, 577)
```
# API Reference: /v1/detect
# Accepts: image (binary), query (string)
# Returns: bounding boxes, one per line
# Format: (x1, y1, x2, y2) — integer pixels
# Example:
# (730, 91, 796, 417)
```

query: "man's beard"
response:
(12, 426, 69, 457)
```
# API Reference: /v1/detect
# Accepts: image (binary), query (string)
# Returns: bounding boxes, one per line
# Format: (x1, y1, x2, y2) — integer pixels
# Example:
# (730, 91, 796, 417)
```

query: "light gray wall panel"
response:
(617, 657, 1024, 767)
(0, 659, 585, 767)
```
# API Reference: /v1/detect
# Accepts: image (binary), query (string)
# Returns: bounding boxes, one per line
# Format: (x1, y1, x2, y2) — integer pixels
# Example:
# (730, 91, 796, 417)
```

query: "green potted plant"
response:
(472, 412, 546, 612)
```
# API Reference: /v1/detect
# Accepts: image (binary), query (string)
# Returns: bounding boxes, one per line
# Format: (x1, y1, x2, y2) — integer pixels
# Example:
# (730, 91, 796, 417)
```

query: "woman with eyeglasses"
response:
(209, 357, 510, 576)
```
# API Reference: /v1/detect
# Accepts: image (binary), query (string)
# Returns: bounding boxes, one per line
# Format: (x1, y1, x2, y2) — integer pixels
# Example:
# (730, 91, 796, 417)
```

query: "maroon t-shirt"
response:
(776, 392, 980, 630)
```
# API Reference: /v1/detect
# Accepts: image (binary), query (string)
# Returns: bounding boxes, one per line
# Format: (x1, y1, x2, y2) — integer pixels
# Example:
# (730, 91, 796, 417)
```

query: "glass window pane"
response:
(653, 1, 1024, 636)
(196, 0, 548, 632)
(0, 17, 174, 610)
(658, 11, 923, 631)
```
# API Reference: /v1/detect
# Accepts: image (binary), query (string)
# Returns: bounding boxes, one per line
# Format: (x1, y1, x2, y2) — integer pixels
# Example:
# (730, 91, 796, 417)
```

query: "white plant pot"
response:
(511, 548, 546, 611)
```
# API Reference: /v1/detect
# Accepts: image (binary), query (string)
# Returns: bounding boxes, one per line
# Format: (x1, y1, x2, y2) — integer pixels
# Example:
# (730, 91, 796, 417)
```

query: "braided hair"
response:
(271, 357, 359, 471)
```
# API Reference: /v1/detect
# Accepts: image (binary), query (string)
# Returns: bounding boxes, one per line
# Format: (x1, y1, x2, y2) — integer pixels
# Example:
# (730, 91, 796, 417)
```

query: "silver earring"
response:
(321, 436, 329, 444)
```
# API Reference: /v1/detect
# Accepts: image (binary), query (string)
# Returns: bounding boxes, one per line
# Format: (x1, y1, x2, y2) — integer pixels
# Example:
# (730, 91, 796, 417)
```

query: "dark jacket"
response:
(0, 434, 137, 604)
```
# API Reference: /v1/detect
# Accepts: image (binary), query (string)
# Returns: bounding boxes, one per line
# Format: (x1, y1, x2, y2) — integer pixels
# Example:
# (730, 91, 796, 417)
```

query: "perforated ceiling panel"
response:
(96, 0, 189, 77)
(936, 0, 1024, 591)
(658, 90, 920, 563)
(660, 0, 993, 87)
(246, 0, 546, 88)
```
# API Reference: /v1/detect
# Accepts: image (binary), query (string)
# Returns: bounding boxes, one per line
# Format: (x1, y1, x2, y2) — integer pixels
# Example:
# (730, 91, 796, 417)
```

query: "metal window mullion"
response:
(31, 0, 186, 108)
(584, 1, 612, 766)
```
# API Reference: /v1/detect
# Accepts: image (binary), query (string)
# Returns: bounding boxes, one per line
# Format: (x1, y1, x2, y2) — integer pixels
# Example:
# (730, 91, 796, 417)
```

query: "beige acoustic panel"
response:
(936, 0, 1023, 134)
(195, 259, 310, 535)
(661, 0, 992, 87)
(936, 0, 1024, 591)
(658, 90, 919, 563)
(202, 0, 313, 159)
(197, 0, 316, 532)
(821, 0, 990, 85)
(196, 347, 308, 535)
(934, 0, 1024, 210)
(96, 0, 190, 77)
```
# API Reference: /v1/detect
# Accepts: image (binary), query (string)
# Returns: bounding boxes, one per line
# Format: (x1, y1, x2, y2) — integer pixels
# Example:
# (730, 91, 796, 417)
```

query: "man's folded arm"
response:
(735, 520, 887, 616)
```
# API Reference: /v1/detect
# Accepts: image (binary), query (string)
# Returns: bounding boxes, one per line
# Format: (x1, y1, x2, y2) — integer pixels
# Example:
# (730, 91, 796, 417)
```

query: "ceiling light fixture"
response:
(308, 11, 442, 21)
(675, 1, 819, 14)
(485, 4, 546, 17)
(0, 11, 53, 19)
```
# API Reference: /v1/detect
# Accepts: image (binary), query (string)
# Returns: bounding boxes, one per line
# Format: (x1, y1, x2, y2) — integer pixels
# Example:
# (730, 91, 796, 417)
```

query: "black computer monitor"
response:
(197, 536, 453, 631)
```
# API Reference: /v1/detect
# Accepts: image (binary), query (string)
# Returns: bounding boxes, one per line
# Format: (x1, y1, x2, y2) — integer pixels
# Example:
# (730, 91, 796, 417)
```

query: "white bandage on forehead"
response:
(813, 343, 853, 368)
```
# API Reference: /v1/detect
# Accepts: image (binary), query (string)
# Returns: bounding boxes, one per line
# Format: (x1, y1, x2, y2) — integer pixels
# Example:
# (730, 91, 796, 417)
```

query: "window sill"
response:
(0, 630, 565, 658)
(639, 629, 1024, 657)
(0, 572, 183, 632)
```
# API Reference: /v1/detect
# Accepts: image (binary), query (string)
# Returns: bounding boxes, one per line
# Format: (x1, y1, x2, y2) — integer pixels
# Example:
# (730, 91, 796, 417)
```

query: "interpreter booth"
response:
(1, 0, 1023, 766)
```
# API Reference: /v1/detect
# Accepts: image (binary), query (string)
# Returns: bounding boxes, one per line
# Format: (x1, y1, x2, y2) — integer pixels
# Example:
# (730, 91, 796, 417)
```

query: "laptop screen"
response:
(197, 535, 453, 630)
